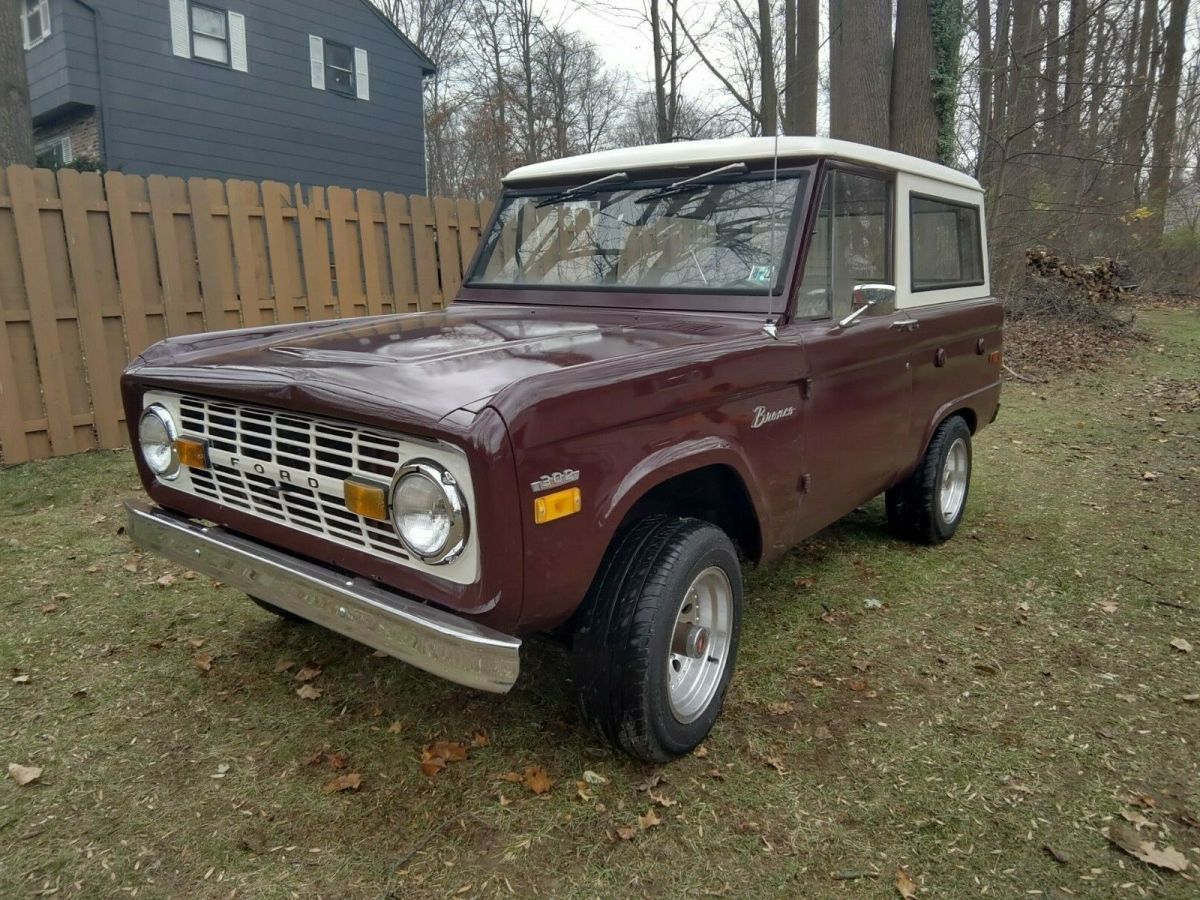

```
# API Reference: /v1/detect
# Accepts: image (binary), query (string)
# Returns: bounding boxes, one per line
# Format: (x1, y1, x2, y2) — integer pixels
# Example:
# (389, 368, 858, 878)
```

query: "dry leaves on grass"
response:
(193, 654, 213, 672)
(1105, 823, 1190, 872)
(8, 763, 42, 786)
(323, 773, 363, 794)
(294, 662, 323, 682)
(273, 659, 294, 673)
(296, 684, 322, 701)
(419, 741, 468, 777)
(156, 574, 176, 588)
(522, 766, 552, 795)
(895, 867, 919, 898)
(1170, 637, 1193, 654)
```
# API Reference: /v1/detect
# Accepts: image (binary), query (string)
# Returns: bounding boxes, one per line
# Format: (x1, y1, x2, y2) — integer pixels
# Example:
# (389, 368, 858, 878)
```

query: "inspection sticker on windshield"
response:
(749, 265, 772, 284)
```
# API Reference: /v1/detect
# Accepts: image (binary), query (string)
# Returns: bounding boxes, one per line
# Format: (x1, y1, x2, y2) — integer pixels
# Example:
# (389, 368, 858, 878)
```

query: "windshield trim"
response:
(464, 166, 813, 299)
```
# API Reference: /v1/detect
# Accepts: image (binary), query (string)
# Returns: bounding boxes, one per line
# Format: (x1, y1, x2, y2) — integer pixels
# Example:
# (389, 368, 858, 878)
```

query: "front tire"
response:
(886, 415, 973, 544)
(573, 516, 742, 762)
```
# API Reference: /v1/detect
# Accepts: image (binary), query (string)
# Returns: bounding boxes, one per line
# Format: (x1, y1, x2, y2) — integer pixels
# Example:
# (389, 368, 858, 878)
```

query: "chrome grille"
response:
(176, 395, 411, 563)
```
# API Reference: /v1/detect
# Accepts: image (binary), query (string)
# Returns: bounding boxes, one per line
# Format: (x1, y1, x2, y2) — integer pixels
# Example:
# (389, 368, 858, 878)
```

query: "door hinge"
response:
(798, 473, 811, 494)
(799, 378, 812, 400)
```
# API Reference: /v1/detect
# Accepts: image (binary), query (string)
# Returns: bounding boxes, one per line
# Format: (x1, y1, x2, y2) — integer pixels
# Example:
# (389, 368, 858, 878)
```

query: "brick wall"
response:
(33, 108, 103, 164)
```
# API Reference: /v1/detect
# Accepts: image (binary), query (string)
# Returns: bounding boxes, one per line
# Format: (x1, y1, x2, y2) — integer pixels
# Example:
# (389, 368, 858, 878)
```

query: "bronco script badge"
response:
(750, 406, 795, 428)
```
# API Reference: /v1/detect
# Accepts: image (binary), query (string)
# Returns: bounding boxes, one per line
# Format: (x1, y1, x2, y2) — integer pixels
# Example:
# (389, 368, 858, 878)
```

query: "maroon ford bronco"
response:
(124, 137, 1002, 761)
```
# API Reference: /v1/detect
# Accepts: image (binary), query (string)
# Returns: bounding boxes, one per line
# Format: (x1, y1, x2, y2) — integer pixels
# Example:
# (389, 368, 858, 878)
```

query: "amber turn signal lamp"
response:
(176, 437, 209, 470)
(988, 350, 1003, 365)
(344, 477, 390, 522)
(534, 487, 581, 525)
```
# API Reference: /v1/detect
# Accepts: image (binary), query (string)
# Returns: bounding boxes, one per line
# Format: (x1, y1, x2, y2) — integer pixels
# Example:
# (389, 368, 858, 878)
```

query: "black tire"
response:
(886, 415, 973, 544)
(573, 516, 743, 762)
(248, 596, 306, 623)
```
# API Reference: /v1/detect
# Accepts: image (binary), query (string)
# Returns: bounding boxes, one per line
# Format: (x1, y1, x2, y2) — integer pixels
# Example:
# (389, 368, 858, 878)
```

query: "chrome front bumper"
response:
(124, 500, 520, 693)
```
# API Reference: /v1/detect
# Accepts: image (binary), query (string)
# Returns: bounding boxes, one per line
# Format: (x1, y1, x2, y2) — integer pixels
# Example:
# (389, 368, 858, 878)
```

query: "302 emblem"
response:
(530, 469, 580, 493)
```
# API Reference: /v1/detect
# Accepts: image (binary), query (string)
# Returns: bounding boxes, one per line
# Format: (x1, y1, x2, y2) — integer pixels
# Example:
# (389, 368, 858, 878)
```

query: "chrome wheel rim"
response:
(939, 437, 969, 523)
(667, 566, 733, 724)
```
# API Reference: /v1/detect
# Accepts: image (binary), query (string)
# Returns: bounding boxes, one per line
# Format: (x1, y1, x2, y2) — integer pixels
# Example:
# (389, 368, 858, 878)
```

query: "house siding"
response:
(94, 0, 429, 193)
(27, 0, 100, 119)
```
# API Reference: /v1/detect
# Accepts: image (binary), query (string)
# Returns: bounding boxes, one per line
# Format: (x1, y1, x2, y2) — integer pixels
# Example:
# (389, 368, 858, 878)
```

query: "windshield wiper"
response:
(534, 171, 629, 208)
(634, 162, 750, 204)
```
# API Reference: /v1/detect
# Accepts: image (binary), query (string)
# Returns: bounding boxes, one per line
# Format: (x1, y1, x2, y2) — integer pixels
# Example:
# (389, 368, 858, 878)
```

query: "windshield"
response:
(468, 170, 810, 295)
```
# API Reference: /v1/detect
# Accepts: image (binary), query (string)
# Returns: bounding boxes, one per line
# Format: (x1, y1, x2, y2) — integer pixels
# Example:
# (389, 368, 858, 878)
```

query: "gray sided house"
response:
(21, 0, 435, 193)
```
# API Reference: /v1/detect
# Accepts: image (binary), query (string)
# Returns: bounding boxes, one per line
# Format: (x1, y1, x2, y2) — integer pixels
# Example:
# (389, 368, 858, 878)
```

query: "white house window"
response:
(309, 36, 370, 101)
(22, 0, 51, 49)
(191, 3, 229, 64)
(169, 0, 247, 72)
(35, 136, 73, 166)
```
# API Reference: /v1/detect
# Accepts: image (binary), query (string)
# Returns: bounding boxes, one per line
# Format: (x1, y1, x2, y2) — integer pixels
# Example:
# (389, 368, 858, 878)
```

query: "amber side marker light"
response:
(534, 487, 581, 525)
(344, 477, 390, 522)
(176, 437, 209, 470)
(988, 350, 1003, 365)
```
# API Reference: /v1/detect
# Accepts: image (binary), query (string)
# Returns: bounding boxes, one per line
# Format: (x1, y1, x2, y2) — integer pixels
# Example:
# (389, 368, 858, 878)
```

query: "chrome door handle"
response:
(891, 318, 920, 332)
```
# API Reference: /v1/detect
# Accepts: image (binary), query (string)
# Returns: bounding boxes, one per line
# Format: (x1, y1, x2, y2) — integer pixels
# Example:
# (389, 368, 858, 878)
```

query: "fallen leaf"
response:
(428, 741, 468, 763)
(273, 659, 294, 673)
(1043, 844, 1071, 865)
(193, 654, 213, 672)
(637, 808, 662, 830)
(814, 725, 833, 740)
(973, 661, 1001, 675)
(793, 577, 814, 590)
(1183, 693, 1199, 703)
(575, 781, 594, 802)
(582, 770, 608, 785)
(498, 793, 512, 807)
(1105, 823, 1190, 871)
(1099, 601, 1119, 614)
(388, 720, 404, 733)
(323, 773, 362, 794)
(294, 662, 323, 682)
(122, 558, 139, 574)
(8, 763, 42, 786)
(1142, 471, 1157, 481)
(635, 773, 665, 792)
(1121, 809, 1152, 829)
(615, 824, 637, 841)
(40, 603, 57, 614)
(211, 763, 230, 779)
(848, 679, 870, 692)
(864, 598, 883, 610)
(764, 755, 788, 775)
(296, 684, 322, 701)
(649, 790, 677, 808)
(11, 674, 30, 684)
(420, 755, 446, 777)
(523, 766, 552, 795)
(156, 574, 177, 588)
(766, 701, 795, 716)
(895, 867, 918, 898)
(471, 730, 491, 748)
(327, 753, 348, 770)
(1170, 637, 1193, 654)
(188, 638, 206, 650)
(851, 658, 871, 672)
(692, 745, 709, 759)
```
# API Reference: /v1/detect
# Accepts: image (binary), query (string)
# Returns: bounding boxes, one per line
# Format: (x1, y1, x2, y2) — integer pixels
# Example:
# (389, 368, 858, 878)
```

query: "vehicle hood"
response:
(128, 303, 762, 427)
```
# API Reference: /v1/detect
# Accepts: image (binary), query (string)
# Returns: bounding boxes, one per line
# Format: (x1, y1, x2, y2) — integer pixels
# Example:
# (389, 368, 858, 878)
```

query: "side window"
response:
(309, 37, 370, 101)
(169, 1, 247, 72)
(910, 196, 984, 291)
(22, 0, 51, 50)
(796, 170, 891, 319)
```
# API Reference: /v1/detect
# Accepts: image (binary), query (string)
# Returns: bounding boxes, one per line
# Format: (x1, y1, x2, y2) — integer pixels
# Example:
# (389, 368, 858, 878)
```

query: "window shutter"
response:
(228, 11, 247, 71)
(61, 138, 74, 165)
(21, 4, 31, 49)
(309, 35, 325, 90)
(39, 0, 50, 39)
(354, 48, 369, 100)
(169, 0, 191, 58)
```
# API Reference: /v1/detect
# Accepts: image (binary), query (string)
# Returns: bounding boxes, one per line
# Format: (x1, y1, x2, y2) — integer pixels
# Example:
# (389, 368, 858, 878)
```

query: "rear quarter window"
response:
(910, 195, 985, 291)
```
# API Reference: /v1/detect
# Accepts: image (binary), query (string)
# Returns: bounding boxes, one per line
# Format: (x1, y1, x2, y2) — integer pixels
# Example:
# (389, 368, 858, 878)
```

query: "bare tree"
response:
(1146, 0, 1190, 237)
(892, 0, 940, 159)
(1, 0, 35, 165)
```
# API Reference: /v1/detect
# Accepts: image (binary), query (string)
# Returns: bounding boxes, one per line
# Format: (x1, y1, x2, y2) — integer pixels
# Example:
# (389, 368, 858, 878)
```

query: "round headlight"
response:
(138, 404, 179, 480)
(391, 460, 468, 564)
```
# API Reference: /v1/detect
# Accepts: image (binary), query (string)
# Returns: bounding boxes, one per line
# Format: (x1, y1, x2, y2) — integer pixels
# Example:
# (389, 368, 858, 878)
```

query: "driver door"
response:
(789, 168, 913, 533)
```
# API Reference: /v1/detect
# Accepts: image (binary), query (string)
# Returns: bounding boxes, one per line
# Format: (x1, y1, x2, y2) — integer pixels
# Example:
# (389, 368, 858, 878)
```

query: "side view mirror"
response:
(836, 283, 897, 329)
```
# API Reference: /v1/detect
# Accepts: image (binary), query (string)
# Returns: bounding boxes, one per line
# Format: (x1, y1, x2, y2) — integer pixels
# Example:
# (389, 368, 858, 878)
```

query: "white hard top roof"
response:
(504, 136, 982, 191)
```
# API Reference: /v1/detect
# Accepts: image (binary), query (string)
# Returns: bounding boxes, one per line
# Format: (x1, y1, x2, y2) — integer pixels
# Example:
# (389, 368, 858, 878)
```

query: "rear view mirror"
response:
(837, 284, 897, 329)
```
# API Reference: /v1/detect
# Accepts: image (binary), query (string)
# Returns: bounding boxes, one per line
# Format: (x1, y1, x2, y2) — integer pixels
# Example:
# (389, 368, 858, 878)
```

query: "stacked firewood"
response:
(1025, 249, 1136, 303)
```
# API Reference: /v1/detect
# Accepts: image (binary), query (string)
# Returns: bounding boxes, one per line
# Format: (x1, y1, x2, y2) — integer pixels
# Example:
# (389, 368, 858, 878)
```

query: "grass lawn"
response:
(2, 308, 1197, 899)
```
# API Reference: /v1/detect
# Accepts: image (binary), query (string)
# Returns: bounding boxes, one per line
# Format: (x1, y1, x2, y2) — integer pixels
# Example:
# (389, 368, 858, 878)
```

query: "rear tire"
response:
(573, 516, 742, 762)
(249, 596, 305, 623)
(886, 415, 973, 544)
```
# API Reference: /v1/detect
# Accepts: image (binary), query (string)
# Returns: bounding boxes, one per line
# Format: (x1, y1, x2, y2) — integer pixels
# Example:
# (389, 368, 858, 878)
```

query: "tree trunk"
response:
(794, 0, 818, 134)
(783, 0, 797, 131)
(757, 0, 777, 136)
(651, 0, 669, 142)
(1041, 0, 1061, 152)
(1146, 0, 1188, 238)
(0, 0, 36, 166)
(980, 0, 1011, 184)
(829, 0, 892, 147)
(1059, 0, 1087, 159)
(891, 0, 939, 160)
(976, 0, 992, 177)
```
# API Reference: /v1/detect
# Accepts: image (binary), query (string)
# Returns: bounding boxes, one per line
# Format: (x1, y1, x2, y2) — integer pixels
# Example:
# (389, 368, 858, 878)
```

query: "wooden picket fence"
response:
(0, 165, 494, 464)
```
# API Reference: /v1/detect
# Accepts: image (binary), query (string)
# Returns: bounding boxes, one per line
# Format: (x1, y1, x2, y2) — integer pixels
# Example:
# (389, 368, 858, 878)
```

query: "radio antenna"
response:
(762, 128, 781, 339)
